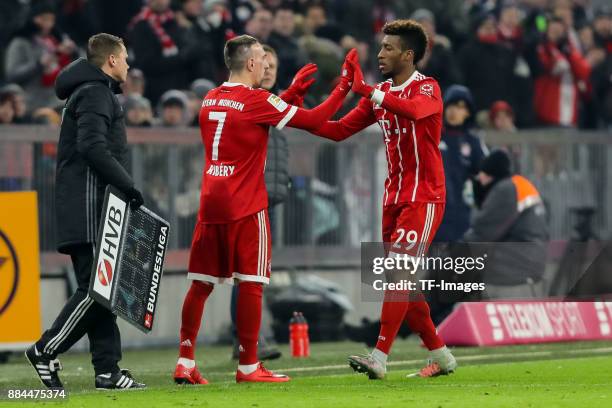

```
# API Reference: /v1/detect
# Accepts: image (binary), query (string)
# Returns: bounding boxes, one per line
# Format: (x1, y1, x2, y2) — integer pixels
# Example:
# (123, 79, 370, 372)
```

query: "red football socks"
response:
(405, 300, 445, 351)
(179, 281, 213, 360)
(236, 282, 263, 365)
(375, 290, 410, 354)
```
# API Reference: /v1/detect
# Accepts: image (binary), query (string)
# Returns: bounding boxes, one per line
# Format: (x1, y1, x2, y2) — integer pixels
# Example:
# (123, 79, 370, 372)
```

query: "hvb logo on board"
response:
(92, 193, 126, 301)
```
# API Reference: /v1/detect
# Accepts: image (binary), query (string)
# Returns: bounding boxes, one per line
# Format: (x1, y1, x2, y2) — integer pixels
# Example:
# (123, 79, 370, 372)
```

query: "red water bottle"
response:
(299, 312, 310, 357)
(289, 312, 303, 357)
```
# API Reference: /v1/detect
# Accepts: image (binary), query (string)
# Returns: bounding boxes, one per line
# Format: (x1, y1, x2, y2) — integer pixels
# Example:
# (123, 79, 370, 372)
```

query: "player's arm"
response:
(311, 96, 377, 142)
(282, 50, 360, 131)
(252, 50, 357, 131)
(348, 59, 441, 121)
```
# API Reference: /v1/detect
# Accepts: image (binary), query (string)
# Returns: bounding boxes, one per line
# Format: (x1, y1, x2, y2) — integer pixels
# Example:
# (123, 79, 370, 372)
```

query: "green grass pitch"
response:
(1, 339, 611, 407)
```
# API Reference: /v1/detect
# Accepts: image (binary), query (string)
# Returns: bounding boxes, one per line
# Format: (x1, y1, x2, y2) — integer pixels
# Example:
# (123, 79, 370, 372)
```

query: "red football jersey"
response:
(317, 70, 445, 206)
(198, 82, 298, 223)
(375, 72, 445, 205)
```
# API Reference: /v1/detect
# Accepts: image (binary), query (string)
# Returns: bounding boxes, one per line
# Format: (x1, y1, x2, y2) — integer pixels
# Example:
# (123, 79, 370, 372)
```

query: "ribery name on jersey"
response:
(206, 163, 236, 177)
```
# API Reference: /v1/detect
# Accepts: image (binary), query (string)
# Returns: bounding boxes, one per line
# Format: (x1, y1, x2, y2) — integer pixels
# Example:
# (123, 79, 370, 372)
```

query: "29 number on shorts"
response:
(392, 228, 418, 251)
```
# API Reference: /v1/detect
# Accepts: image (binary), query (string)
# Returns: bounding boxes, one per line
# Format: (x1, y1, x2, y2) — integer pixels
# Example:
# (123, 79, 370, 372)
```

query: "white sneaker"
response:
(407, 346, 457, 378)
(348, 354, 387, 380)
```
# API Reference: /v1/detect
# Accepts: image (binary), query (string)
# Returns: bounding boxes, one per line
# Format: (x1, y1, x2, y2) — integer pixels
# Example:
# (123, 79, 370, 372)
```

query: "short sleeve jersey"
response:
(197, 82, 298, 223)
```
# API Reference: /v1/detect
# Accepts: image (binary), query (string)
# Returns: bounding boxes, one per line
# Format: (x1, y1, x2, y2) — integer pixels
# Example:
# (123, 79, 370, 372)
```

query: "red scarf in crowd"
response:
(36, 35, 72, 87)
(130, 6, 178, 57)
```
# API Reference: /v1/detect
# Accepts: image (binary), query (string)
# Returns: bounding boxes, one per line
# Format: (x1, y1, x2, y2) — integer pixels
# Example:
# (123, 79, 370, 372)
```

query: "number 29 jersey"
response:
(197, 82, 298, 224)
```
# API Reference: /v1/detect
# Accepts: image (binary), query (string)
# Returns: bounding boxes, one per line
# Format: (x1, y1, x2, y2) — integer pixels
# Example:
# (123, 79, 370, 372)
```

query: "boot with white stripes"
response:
(25, 344, 64, 389)
(95, 369, 146, 390)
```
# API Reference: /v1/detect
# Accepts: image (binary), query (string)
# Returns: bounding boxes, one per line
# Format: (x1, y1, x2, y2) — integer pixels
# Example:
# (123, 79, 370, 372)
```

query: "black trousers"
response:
(36, 244, 121, 375)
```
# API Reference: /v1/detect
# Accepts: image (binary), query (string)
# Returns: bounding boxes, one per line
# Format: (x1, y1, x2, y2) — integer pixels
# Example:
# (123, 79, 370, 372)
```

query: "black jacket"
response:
(435, 85, 486, 242)
(267, 32, 307, 90)
(54, 58, 134, 253)
(436, 127, 485, 242)
(457, 39, 517, 113)
(265, 128, 290, 207)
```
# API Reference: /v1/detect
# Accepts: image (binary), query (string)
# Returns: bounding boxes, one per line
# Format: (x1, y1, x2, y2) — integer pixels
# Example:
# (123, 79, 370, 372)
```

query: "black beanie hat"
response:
(30, 1, 56, 17)
(480, 149, 512, 179)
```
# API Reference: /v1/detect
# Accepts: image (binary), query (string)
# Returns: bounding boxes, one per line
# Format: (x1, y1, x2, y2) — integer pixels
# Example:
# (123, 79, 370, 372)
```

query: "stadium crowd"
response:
(0, 0, 610, 130)
(0, 0, 611, 252)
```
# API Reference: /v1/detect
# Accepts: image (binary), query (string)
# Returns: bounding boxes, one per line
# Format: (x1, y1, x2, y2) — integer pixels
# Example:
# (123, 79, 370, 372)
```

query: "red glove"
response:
(337, 48, 358, 94)
(279, 63, 318, 107)
(348, 59, 374, 98)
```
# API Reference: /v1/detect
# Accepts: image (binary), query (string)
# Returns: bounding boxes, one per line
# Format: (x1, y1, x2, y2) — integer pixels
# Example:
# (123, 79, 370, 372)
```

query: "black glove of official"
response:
(125, 187, 144, 210)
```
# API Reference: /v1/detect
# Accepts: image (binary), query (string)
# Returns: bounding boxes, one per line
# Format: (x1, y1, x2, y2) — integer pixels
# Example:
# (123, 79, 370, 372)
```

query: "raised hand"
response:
(339, 48, 359, 93)
(279, 63, 318, 107)
(348, 59, 374, 98)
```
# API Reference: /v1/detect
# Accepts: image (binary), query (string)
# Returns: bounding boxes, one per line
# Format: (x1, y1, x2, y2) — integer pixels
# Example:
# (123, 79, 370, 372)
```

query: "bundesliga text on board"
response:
(144, 225, 169, 329)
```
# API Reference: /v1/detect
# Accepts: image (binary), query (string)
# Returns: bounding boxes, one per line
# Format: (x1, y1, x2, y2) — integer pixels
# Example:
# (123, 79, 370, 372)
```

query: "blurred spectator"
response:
(245, 7, 274, 43)
(128, 0, 194, 104)
(0, 84, 32, 124)
(551, 0, 581, 50)
(301, 3, 327, 36)
(0, 91, 16, 124)
(121, 68, 146, 97)
(184, 90, 201, 127)
(457, 11, 520, 123)
(124, 95, 154, 127)
(56, 0, 97, 46)
(533, 16, 591, 127)
(31, 106, 61, 125)
(497, 1, 523, 51)
(86, 0, 143, 41)
(578, 24, 607, 128)
(176, 0, 225, 83)
(5, 1, 77, 111)
(411, 8, 462, 92)
(435, 85, 486, 243)
(592, 48, 612, 129)
(489, 100, 517, 132)
(302, 3, 343, 44)
(0, 0, 29, 77)
(158, 89, 189, 127)
(465, 149, 548, 299)
(593, 6, 612, 52)
(188, 78, 216, 126)
(401, 0, 470, 46)
(229, 0, 255, 34)
(190, 78, 216, 98)
(268, 3, 307, 89)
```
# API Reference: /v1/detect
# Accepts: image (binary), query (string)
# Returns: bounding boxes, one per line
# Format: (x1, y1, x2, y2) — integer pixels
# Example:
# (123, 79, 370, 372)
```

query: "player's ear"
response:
(247, 57, 255, 72)
(403, 49, 414, 62)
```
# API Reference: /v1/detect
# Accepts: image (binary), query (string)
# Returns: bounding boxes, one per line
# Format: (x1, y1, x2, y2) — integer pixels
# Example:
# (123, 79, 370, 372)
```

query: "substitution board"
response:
(88, 186, 170, 333)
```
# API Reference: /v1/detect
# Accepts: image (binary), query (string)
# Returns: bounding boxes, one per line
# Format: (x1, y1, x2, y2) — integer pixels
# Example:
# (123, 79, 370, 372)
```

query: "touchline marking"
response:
(261, 346, 612, 374)
(3, 346, 609, 382)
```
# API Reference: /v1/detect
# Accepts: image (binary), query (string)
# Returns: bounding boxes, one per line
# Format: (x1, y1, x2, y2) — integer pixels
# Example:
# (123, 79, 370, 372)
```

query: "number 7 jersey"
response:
(197, 82, 298, 223)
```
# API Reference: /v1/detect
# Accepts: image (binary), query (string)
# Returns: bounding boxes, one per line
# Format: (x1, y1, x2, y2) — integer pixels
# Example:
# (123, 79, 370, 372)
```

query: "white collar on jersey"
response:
(222, 82, 248, 87)
(389, 70, 421, 92)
